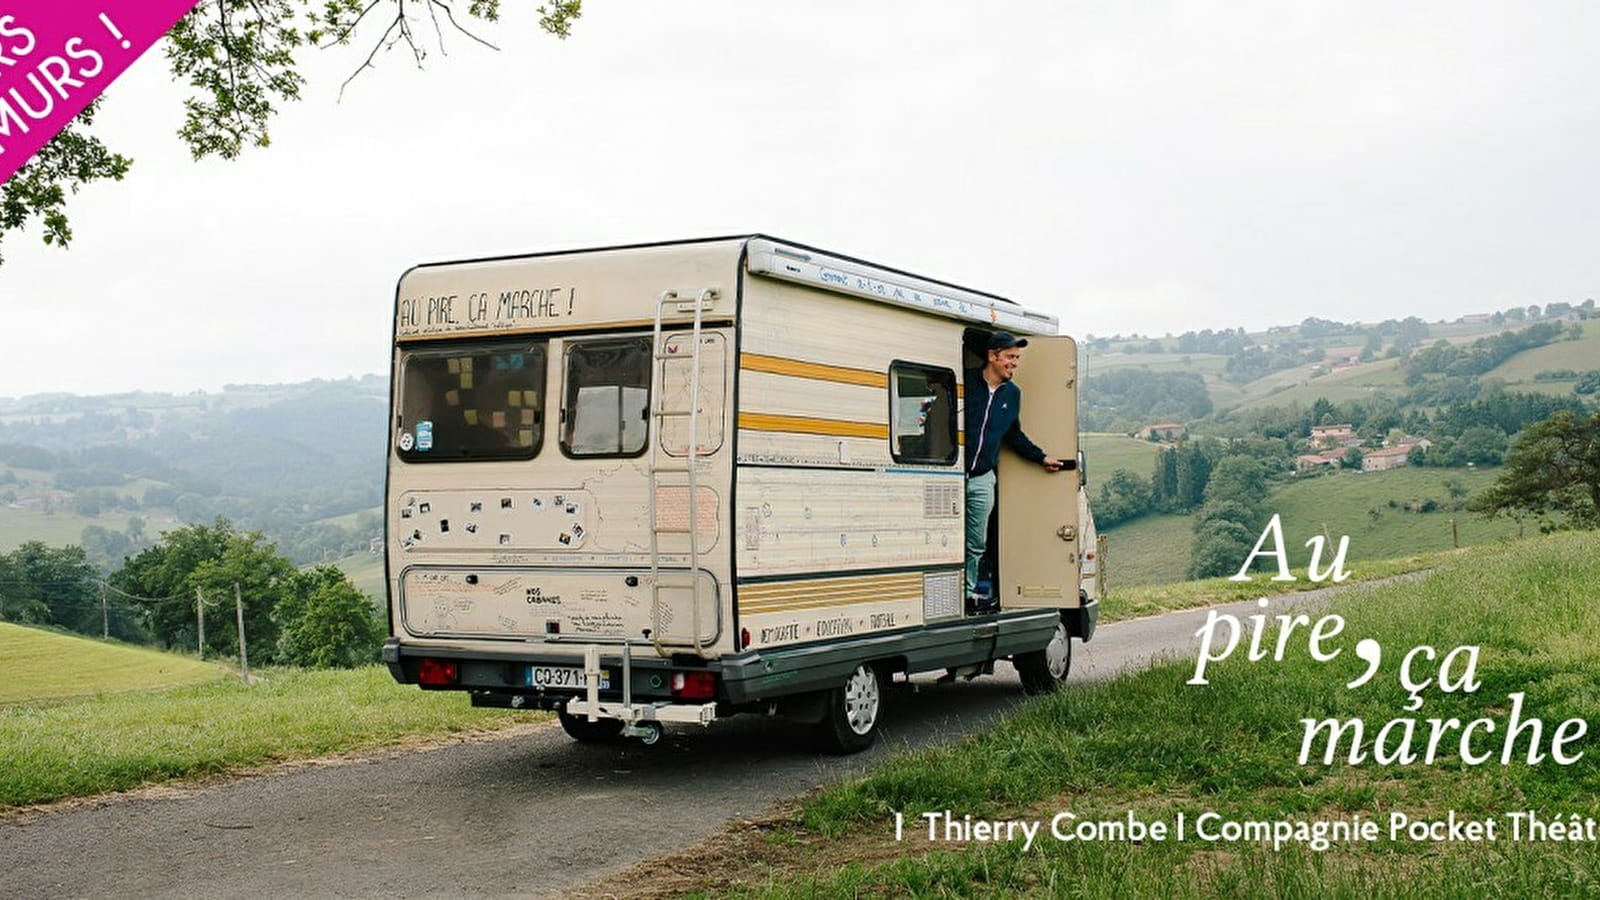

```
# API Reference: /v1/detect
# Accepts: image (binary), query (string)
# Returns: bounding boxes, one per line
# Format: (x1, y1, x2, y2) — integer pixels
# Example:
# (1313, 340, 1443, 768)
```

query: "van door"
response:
(996, 335, 1081, 609)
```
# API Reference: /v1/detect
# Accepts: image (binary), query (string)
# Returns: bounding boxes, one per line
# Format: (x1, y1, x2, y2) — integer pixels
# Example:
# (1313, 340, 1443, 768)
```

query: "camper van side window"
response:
(889, 362, 958, 465)
(397, 340, 547, 462)
(561, 336, 652, 458)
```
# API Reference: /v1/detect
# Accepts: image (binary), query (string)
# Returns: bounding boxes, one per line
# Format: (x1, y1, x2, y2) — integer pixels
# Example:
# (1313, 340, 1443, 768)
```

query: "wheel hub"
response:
(843, 665, 880, 735)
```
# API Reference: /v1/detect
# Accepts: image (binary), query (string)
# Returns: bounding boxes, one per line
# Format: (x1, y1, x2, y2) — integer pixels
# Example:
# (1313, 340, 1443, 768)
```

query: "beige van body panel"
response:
(733, 276, 974, 650)
(388, 241, 742, 656)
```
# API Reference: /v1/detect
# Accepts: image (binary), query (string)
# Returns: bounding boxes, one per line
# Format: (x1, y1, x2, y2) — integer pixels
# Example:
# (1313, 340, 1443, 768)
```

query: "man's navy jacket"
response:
(963, 369, 1046, 477)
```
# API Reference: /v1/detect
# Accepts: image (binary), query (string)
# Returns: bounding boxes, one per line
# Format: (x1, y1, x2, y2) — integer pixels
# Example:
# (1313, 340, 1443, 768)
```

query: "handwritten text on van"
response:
(398, 287, 576, 331)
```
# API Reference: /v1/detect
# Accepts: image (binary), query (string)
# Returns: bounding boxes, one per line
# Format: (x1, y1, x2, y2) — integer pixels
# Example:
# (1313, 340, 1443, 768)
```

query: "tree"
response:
(274, 566, 384, 668)
(3, 0, 583, 263)
(1202, 456, 1270, 512)
(1188, 500, 1263, 579)
(1469, 411, 1600, 530)
(1450, 426, 1508, 467)
(1150, 449, 1180, 511)
(1094, 469, 1155, 528)
(0, 542, 100, 633)
(1341, 447, 1364, 470)
(112, 518, 295, 658)
(1174, 443, 1212, 511)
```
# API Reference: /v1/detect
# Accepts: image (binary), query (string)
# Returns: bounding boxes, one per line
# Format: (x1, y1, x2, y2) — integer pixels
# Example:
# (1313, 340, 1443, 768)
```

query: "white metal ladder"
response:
(646, 288, 715, 657)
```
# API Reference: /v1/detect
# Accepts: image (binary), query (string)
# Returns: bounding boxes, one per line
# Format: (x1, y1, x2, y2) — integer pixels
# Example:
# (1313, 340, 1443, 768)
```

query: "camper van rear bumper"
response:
(384, 608, 1061, 703)
(716, 608, 1061, 703)
(1066, 595, 1099, 642)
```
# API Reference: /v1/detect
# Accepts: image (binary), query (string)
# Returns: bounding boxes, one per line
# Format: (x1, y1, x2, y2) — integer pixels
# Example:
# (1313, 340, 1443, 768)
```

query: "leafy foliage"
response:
(1188, 457, 1273, 578)
(0, 541, 131, 638)
(107, 518, 380, 665)
(1403, 322, 1567, 380)
(5, 0, 583, 261)
(0, 101, 129, 265)
(1081, 369, 1213, 432)
(1469, 410, 1600, 530)
(274, 565, 384, 668)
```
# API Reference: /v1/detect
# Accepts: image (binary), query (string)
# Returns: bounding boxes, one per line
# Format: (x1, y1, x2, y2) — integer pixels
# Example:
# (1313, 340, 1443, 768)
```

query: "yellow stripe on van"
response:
(738, 412, 888, 440)
(740, 573, 921, 598)
(742, 593, 921, 615)
(738, 573, 924, 612)
(740, 353, 889, 388)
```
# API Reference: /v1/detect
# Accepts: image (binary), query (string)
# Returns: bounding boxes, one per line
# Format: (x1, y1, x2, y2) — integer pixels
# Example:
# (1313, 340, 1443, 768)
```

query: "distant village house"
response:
(1310, 424, 1359, 448)
(1136, 423, 1186, 442)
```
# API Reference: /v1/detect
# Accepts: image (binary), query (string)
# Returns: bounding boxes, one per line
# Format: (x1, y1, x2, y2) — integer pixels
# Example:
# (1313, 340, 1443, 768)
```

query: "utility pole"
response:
(234, 582, 249, 682)
(195, 586, 205, 659)
(101, 581, 108, 639)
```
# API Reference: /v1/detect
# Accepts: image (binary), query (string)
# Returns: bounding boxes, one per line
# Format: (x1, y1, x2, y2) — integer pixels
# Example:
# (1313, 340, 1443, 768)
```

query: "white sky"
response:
(2, 0, 1597, 397)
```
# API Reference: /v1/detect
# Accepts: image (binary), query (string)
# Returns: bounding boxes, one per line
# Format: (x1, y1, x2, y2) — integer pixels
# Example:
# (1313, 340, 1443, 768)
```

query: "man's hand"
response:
(1043, 456, 1065, 472)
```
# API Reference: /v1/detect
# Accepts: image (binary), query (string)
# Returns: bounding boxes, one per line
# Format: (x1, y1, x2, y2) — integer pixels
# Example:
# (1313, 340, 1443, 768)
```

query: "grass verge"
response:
(0, 622, 231, 704)
(669, 531, 1600, 897)
(1102, 547, 1465, 624)
(0, 665, 527, 809)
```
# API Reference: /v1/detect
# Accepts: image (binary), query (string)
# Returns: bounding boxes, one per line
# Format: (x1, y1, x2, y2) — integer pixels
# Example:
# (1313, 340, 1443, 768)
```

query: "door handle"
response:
(1056, 525, 1077, 542)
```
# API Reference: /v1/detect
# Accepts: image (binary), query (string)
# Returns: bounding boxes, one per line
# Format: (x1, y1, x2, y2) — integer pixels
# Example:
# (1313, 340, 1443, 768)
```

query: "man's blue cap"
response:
(986, 331, 1029, 352)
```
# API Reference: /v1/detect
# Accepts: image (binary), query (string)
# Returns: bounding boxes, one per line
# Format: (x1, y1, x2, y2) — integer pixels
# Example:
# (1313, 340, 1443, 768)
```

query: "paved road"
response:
(1, 584, 1374, 899)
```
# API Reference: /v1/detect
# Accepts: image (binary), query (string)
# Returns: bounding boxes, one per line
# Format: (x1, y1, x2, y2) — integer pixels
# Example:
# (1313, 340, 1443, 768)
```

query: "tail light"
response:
(417, 658, 459, 686)
(671, 670, 717, 701)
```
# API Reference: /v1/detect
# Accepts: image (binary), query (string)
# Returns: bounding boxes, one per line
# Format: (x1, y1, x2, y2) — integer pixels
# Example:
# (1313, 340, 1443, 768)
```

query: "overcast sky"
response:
(2, 1, 1597, 397)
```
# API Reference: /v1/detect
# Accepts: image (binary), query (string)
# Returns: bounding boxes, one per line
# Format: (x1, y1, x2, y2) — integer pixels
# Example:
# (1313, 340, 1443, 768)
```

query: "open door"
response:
(996, 335, 1081, 609)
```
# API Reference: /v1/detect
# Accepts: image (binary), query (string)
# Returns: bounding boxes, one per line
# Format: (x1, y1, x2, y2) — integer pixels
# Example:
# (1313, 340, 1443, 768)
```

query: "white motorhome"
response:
(382, 236, 1101, 752)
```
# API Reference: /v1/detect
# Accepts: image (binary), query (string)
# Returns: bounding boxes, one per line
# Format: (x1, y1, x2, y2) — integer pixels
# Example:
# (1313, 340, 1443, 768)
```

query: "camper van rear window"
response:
(890, 362, 958, 465)
(396, 341, 548, 462)
(562, 336, 652, 458)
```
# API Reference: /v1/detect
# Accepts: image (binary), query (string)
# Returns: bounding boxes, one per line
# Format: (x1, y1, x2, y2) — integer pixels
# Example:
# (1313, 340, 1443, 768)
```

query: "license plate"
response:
(528, 666, 611, 690)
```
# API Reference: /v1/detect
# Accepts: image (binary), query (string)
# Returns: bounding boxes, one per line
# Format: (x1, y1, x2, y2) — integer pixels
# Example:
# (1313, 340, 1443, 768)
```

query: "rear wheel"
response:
(558, 709, 624, 743)
(1015, 619, 1072, 694)
(814, 663, 883, 754)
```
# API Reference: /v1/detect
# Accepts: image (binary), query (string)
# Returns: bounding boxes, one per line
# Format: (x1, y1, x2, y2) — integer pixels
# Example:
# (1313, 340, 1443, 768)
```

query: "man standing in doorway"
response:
(965, 332, 1067, 605)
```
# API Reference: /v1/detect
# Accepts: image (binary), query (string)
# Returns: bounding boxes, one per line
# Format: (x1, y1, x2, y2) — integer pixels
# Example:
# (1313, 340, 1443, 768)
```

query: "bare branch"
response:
(427, 0, 500, 51)
(318, 0, 387, 49)
(339, 10, 407, 99)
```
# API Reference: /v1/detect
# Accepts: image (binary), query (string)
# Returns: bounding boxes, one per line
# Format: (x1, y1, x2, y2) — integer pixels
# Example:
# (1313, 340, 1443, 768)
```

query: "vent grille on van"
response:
(924, 482, 961, 518)
(923, 571, 961, 620)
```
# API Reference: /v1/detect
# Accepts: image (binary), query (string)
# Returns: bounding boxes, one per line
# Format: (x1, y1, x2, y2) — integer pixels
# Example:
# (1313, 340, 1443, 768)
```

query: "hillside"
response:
(0, 622, 230, 704)
(1104, 465, 1525, 586)
(1087, 308, 1597, 422)
(0, 377, 388, 566)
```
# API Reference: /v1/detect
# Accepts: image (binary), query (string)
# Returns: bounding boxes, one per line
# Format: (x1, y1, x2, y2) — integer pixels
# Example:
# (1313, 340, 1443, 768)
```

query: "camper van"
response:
(381, 236, 1101, 752)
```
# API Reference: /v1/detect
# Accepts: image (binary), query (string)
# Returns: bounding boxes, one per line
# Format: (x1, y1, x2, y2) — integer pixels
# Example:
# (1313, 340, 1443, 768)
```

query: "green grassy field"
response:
(1080, 433, 1163, 484)
(0, 504, 184, 552)
(0, 623, 231, 705)
(333, 551, 388, 601)
(1227, 358, 1408, 412)
(0, 624, 525, 807)
(1484, 319, 1600, 383)
(1101, 513, 1194, 587)
(1101, 465, 1522, 588)
(1271, 466, 1521, 559)
(714, 531, 1600, 897)
(1088, 352, 1230, 375)
(0, 506, 112, 550)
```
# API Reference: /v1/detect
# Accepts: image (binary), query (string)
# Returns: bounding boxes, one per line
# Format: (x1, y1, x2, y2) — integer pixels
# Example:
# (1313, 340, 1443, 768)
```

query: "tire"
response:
(1014, 619, 1072, 695)
(814, 663, 883, 754)
(557, 709, 625, 743)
